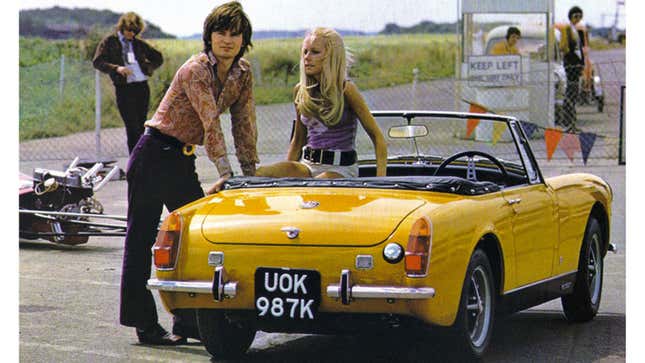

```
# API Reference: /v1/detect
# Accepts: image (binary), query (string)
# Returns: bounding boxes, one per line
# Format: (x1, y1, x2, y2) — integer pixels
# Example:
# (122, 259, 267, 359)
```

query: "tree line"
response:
(19, 6, 175, 40)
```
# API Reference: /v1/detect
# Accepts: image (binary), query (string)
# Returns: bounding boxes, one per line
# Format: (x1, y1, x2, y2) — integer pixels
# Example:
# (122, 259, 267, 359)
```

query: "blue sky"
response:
(19, 0, 625, 37)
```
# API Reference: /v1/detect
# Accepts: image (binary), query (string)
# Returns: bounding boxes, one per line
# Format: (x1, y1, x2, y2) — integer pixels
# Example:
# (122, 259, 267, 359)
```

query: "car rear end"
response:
(148, 186, 472, 332)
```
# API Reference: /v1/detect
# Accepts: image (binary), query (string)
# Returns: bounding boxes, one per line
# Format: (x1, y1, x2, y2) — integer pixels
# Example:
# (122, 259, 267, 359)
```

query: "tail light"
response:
(153, 211, 182, 270)
(405, 217, 432, 277)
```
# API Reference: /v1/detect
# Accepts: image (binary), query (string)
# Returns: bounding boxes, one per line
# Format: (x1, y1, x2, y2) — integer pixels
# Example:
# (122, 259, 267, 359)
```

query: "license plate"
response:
(254, 267, 321, 320)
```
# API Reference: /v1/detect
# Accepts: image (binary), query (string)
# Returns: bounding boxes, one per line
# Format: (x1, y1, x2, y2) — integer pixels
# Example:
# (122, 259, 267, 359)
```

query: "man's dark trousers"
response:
(563, 63, 583, 130)
(120, 133, 203, 338)
(116, 81, 150, 154)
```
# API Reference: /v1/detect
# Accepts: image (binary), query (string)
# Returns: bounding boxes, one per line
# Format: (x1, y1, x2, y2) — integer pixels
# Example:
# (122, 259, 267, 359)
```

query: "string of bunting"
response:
(464, 100, 614, 165)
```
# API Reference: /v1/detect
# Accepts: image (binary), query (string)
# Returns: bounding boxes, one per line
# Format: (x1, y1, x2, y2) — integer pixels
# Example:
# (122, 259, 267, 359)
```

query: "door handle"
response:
(507, 198, 522, 205)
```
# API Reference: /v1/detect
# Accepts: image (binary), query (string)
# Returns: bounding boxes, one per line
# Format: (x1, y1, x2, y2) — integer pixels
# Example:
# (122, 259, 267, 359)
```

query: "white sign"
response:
(468, 55, 522, 87)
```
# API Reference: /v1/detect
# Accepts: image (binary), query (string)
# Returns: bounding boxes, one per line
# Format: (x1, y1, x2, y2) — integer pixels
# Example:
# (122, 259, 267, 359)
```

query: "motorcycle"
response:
(19, 157, 126, 245)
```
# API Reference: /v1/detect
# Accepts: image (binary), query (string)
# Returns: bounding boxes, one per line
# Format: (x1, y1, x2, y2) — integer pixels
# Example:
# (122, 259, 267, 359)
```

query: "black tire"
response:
(196, 309, 256, 359)
(597, 96, 605, 113)
(561, 217, 604, 322)
(451, 248, 495, 360)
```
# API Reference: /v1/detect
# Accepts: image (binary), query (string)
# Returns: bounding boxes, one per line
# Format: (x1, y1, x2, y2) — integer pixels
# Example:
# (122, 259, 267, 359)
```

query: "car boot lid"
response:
(200, 188, 429, 247)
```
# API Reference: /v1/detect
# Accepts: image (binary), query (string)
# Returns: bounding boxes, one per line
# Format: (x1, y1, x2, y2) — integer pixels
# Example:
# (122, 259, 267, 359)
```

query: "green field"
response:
(19, 34, 457, 141)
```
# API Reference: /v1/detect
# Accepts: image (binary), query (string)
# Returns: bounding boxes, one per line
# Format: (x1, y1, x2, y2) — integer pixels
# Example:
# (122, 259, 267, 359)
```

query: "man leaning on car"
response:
(119, 1, 258, 346)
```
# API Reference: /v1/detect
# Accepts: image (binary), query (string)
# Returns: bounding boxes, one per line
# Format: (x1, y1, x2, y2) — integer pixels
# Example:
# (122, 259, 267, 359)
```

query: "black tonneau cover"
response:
(223, 176, 500, 196)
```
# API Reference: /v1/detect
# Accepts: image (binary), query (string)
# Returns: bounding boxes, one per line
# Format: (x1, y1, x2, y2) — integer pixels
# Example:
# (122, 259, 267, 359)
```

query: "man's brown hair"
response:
(116, 12, 145, 35)
(202, 1, 253, 61)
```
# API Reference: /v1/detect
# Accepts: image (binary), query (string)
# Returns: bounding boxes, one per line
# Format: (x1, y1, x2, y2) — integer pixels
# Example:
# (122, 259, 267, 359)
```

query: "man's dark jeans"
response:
(120, 134, 203, 338)
(116, 81, 150, 154)
(564, 64, 583, 129)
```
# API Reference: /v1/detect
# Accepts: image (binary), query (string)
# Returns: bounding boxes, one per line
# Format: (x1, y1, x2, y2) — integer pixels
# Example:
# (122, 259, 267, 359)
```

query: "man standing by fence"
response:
(560, 6, 585, 133)
(93, 12, 163, 154)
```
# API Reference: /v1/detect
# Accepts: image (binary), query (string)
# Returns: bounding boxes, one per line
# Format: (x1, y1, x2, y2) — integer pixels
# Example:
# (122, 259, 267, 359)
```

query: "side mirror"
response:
(388, 125, 428, 139)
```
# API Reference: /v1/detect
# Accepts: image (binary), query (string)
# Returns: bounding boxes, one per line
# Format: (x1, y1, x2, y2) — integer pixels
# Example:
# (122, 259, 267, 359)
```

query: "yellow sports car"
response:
(147, 111, 613, 360)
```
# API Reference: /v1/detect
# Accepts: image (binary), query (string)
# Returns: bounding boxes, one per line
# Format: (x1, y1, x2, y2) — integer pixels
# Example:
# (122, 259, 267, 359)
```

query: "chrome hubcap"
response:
(466, 265, 491, 347)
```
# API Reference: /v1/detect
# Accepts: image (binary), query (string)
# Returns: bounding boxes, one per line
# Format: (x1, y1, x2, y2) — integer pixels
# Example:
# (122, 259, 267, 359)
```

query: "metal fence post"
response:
(618, 85, 625, 165)
(59, 55, 65, 97)
(252, 57, 262, 86)
(95, 70, 102, 161)
(412, 67, 419, 109)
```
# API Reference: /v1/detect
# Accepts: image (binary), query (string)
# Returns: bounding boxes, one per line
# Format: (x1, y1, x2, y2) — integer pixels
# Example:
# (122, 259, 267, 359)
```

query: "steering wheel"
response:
(433, 150, 509, 182)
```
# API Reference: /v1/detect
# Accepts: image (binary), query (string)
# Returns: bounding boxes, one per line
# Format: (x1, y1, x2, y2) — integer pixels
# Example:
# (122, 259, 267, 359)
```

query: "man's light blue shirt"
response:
(117, 31, 148, 83)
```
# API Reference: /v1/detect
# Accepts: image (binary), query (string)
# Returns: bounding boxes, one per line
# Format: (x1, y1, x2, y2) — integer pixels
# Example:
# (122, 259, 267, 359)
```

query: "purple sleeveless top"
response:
(300, 106, 358, 151)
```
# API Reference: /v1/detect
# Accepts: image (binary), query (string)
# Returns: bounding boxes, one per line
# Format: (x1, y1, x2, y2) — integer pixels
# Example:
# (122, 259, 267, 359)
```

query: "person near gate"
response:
(93, 11, 164, 154)
(489, 26, 521, 55)
(119, 1, 258, 345)
(559, 6, 585, 132)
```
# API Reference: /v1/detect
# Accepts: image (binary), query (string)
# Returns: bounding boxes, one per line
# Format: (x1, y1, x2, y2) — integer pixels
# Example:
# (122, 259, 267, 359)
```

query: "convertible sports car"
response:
(147, 111, 614, 359)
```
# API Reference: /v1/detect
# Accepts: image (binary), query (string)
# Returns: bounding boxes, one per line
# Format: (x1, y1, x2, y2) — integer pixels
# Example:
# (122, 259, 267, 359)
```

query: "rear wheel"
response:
(561, 217, 604, 322)
(196, 309, 256, 359)
(452, 248, 495, 359)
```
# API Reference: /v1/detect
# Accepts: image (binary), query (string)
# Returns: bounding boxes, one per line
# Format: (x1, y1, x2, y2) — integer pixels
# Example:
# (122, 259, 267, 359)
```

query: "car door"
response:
(502, 184, 558, 287)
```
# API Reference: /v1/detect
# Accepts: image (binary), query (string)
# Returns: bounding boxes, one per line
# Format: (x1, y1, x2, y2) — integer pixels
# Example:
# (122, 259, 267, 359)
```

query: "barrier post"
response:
(618, 85, 625, 165)
(59, 55, 65, 96)
(412, 67, 419, 109)
(95, 70, 102, 161)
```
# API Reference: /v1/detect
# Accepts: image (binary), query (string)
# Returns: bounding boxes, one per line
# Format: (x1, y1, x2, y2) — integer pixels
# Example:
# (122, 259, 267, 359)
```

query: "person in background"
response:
(93, 12, 163, 154)
(489, 26, 521, 55)
(119, 1, 257, 345)
(255, 27, 387, 179)
(560, 6, 585, 133)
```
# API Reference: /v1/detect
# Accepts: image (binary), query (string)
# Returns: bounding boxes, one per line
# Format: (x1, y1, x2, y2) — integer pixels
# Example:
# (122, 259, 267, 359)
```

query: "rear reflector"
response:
(405, 217, 432, 277)
(153, 212, 182, 270)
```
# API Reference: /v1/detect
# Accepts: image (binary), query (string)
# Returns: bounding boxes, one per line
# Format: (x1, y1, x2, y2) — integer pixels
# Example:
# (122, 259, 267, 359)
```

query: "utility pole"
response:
(611, 0, 625, 42)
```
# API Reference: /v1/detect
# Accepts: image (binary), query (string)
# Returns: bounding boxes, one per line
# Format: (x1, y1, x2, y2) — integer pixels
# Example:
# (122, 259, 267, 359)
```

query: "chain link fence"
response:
(19, 56, 625, 169)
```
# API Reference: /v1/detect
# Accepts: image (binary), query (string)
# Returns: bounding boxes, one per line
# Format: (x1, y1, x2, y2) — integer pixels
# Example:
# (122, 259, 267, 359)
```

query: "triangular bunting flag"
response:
(466, 102, 487, 138)
(466, 119, 480, 138)
(520, 121, 538, 138)
(469, 102, 487, 113)
(579, 132, 597, 165)
(545, 128, 563, 161)
(560, 133, 582, 162)
(491, 122, 506, 145)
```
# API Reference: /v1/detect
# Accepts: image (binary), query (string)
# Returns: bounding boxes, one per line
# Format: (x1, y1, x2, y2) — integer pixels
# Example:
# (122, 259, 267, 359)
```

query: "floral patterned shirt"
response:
(145, 51, 258, 176)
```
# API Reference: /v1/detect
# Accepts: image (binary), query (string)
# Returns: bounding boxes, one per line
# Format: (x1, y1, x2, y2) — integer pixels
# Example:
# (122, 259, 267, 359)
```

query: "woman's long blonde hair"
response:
(295, 27, 347, 127)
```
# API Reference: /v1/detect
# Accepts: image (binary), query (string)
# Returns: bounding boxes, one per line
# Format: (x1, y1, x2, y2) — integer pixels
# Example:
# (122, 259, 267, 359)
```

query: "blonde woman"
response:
(256, 27, 387, 178)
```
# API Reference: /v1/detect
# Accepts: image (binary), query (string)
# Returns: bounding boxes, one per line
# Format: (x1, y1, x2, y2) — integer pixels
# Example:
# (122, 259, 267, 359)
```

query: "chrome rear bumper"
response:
(147, 278, 238, 298)
(326, 285, 436, 299)
(148, 268, 435, 304)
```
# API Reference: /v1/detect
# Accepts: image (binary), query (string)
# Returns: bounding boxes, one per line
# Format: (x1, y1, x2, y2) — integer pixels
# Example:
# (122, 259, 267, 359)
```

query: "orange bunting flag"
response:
(491, 122, 506, 145)
(560, 133, 582, 162)
(544, 128, 563, 161)
(466, 102, 487, 138)
(466, 119, 480, 138)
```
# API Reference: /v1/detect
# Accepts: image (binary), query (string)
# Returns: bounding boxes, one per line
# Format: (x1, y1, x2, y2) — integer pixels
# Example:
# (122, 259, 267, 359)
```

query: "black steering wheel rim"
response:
(433, 150, 509, 182)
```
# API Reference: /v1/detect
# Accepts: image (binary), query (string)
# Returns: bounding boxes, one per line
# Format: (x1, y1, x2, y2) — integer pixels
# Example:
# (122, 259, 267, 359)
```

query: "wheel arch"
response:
(475, 233, 505, 297)
(589, 202, 610, 256)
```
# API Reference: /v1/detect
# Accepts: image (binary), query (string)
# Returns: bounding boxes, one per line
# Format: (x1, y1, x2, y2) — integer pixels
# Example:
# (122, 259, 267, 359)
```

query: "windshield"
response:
(356, 114, 525, 171)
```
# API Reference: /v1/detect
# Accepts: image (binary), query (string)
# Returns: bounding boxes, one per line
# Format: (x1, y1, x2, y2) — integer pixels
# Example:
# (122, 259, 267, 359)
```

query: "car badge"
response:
(300, 201, 320, 209)
(280, 226, 300, 239)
